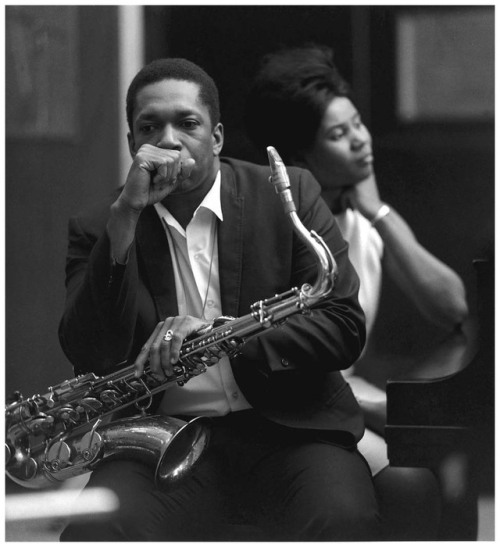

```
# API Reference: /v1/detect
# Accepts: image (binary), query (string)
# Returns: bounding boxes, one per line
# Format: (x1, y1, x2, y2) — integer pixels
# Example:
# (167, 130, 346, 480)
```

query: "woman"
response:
(245, 44, 469, 540)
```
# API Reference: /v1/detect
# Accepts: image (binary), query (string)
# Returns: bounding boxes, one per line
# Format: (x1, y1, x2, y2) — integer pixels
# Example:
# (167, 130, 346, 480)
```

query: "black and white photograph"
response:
(4, 3, 495, 542)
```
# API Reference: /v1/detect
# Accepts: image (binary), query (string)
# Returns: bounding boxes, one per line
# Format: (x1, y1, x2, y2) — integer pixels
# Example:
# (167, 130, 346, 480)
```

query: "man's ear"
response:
(212, 123, 224, 156)
(127, 132, 136, 158)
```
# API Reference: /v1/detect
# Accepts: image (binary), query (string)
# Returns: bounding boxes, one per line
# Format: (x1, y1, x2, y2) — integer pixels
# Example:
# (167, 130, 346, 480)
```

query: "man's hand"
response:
(133, 316, 211, 380)
(120, 145, 195, 213)
(106, 145, 195, 263)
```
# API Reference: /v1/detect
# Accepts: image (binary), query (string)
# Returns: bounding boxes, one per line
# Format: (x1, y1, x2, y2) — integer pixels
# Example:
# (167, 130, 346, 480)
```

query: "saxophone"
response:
(5, 147, 338, 490)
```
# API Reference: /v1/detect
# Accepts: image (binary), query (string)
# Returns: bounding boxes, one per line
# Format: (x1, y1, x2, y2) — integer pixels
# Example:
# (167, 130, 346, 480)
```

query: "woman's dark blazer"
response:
(59, 157, 366, 446)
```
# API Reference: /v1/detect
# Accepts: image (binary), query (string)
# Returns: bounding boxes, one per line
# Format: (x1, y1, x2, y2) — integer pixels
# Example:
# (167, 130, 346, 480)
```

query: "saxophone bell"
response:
(6, 414, 210, 490)
(89, 415, 210, 488)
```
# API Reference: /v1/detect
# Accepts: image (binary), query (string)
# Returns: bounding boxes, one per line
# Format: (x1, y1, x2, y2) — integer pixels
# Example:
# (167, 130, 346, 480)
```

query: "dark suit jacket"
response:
(59, 157, 366, 445)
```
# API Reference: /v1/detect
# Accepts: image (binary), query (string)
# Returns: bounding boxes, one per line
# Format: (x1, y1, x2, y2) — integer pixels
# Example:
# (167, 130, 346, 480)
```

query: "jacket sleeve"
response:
(58, 212, 144, 376)
(239, 168, 366, 376)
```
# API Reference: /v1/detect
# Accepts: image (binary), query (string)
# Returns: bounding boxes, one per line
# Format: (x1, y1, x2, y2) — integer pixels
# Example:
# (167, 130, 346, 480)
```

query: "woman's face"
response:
(299, 96, 373, 200)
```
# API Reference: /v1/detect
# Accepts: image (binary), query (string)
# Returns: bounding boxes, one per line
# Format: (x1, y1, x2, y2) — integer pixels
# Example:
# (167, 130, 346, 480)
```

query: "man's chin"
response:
(170, 178, 193, 195)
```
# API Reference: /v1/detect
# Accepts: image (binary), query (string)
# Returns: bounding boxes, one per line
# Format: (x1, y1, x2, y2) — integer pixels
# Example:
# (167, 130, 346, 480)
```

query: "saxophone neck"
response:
(267, 146, 338, 300)
(304, 228, 337, 300)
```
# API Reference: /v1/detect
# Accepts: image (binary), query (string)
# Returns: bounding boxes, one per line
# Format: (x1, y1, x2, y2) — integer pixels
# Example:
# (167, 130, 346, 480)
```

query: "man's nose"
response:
(156, 126, 181, 150)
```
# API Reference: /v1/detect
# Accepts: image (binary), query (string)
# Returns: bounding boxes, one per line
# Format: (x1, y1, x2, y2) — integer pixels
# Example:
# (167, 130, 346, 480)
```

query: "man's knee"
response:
(374, 466, 442, 540)
(377, 466, 441, 507)
(294, 503, 382, 540)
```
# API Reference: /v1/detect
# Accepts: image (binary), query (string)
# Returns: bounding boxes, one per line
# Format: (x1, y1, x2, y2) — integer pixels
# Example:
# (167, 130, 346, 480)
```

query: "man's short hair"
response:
(126, 58, 221, 133)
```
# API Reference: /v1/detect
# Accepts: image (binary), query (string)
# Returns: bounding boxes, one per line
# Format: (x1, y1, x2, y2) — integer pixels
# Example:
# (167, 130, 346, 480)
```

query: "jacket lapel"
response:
(136, 205, 179, 320)
(219, 163, 244, 318)
(136, 164, 244, 321)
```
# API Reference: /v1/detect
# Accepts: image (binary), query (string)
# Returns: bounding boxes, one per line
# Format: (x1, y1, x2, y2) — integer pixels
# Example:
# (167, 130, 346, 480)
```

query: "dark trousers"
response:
(61, 410, 381, 541)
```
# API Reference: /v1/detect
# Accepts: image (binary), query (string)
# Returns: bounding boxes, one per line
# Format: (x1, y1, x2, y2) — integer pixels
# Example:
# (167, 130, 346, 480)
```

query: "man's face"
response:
(128, 79, 223, 194)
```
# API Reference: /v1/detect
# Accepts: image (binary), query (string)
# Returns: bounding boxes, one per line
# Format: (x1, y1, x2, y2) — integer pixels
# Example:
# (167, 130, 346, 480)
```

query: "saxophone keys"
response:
(100, 390, 123, 406)
(76, 397, 103, 415)
(78, 430, 103, 462)
(57, 406, 80, 425)
(26, 414, 55, 434)
(46, 440, 72, 471)
(6, 390, 23, 405)
(7, 449, 39, 480)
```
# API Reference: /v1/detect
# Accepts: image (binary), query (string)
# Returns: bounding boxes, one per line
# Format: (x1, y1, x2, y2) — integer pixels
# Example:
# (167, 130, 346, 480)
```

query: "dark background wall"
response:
(6, 6, 121, 398)
(6, 5, 494, 425)
(144, 4, 494, 358)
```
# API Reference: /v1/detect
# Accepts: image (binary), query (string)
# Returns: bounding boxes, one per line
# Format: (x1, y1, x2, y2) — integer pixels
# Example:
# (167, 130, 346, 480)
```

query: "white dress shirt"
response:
(154, 172, 251, 417)
(336, 208, 387, 474)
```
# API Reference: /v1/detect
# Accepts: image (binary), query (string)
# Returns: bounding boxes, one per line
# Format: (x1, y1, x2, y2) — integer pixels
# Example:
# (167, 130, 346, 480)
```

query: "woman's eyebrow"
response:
(325, 120, 346, 133)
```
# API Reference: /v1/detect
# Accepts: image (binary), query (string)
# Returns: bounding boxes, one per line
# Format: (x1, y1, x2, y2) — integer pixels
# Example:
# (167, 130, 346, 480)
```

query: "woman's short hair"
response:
(245, 44, 350, 163)
(126, 58, 221, 133)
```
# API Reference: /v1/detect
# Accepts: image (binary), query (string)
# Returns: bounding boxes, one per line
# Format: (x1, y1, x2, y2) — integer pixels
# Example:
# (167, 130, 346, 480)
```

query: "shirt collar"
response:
(195, 170, 223, 221)
(154, 170, 223, 231)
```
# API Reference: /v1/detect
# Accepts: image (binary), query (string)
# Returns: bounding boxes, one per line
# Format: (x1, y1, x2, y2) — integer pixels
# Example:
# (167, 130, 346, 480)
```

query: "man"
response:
(59, 58, 379, 541)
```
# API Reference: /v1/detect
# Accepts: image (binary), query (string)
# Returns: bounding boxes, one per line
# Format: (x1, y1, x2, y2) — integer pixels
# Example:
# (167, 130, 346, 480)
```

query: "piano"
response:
(385, 258, 494, 540)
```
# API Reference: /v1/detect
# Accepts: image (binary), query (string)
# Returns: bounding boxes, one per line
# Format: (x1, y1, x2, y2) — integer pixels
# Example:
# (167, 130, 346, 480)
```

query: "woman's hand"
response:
(133, 316, 211, 380)
(343, 174, 383, 221)
(345, 175, 469, 330)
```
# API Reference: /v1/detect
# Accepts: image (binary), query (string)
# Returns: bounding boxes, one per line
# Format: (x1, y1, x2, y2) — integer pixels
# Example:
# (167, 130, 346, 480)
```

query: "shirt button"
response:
(207, 299, 214, 307)
(194, 253, 201, 260)
(232, 391, 239, 400)
(281, 358, 289, 367)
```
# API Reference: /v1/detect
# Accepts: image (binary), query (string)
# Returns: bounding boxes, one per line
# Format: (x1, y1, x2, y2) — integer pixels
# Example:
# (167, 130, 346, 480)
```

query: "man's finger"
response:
(179, 158, 195, 180)
(133, 322, 164, 377)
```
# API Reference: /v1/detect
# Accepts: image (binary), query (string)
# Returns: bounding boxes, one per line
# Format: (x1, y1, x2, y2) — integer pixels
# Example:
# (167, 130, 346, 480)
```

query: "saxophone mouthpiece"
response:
(267, 146, 289, 185)
(266, 146, 295, 213)
(266, 145, 282, 165)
